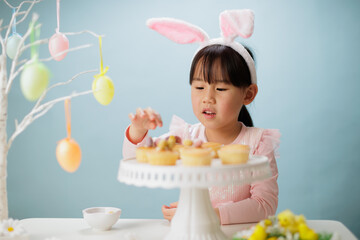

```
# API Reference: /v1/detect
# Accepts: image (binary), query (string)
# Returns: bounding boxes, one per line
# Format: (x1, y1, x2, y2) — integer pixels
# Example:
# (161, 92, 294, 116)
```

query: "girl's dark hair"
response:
(189, 44, 255, 127)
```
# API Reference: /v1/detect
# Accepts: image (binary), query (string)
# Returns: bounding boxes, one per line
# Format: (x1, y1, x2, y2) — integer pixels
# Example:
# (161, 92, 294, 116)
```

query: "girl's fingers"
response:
(136, 108, 145, 118)
(129, 113, 136, 121)
(162, 206, 172, 221)
(169, 202, 178, 208)
(148, 121, 156, 130)
(131, 107, 162, 130)
(163, 214, 171, 221)
(144, 107, 162, 128)
(134, 107, 151, 128)
(162, 208, 176, 219)
(166, 208, 176, 214)
(148, 108, 162, 127)
(145, 107, 156, 121)
(154, 113, 163, 127)
(165, 208, 176, 221)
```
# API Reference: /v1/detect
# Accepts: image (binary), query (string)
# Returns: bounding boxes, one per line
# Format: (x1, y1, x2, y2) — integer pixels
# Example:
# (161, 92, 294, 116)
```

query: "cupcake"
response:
(201, 142, 222, 158)
(147, 149, 179, 166)
(180, 139, 212, 166)
(171, 138, 199, 156)
(136, 138, 155, 163)
(136, 146, 154, 163)
(147, 137, 179, 166)
(218, 144, 250, 164)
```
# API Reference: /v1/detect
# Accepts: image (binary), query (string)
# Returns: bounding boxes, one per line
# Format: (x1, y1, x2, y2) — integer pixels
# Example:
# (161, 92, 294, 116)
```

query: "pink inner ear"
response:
(147, 18, 208, 44)
(220, 10, 254, 39)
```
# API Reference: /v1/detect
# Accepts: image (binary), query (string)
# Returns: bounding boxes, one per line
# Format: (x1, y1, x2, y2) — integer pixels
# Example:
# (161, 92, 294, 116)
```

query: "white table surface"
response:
(19, 218, 358, 240)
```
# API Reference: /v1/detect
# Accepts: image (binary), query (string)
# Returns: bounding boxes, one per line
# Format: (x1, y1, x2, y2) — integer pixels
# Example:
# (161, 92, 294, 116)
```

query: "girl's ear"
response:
(243, 84, 258, 105)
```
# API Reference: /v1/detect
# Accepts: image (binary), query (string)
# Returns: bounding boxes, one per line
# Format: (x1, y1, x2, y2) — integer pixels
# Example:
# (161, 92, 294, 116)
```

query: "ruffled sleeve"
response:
(154, 115, 205, 143)
(164, 115, 192, 140)
(254, 129, 280, 177)
(255, 129, 281, 158)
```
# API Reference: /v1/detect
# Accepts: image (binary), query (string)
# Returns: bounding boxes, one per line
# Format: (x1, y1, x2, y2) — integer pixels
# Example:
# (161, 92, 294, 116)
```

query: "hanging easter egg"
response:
(20, 62, 50, 101)
(6, 33, 24, 59)
(49, 33, 69, 61)
(56, 138, 82, 173)
(92, 75, 114, 105)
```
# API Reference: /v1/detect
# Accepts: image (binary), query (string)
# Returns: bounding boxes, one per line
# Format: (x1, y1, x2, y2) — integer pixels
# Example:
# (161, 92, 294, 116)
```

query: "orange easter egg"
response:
(56, 138, 81, 173)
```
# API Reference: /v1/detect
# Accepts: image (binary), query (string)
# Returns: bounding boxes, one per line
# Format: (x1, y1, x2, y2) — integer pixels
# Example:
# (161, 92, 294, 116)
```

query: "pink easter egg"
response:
(49, 33, 69, 61)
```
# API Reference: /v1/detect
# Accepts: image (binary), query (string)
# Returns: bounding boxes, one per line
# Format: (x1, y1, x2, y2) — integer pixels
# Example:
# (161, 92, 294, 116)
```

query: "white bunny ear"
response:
(220, 9, 254, 41)
(147, 18, 209, 44)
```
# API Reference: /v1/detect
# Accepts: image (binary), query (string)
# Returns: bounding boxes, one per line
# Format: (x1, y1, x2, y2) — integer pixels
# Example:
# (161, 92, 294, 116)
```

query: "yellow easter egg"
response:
(56, 138, 82, 173)
(92, 75, 114, 105)
(20, 62, 50, 101)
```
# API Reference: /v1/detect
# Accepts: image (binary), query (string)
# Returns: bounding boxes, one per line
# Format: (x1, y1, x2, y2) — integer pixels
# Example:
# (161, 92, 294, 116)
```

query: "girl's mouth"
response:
(202, 110, 216, 119)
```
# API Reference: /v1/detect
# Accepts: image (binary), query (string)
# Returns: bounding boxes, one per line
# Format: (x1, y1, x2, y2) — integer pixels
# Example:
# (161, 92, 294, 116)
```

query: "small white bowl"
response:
(82, 207, 121, 231)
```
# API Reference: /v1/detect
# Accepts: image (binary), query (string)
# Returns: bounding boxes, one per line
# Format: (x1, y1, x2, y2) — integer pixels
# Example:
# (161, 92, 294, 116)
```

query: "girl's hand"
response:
(162, 202, 178, 221)
(128, 107, 163, 143)
(162, 202, 221, 222)
(214, 208, 220, 220)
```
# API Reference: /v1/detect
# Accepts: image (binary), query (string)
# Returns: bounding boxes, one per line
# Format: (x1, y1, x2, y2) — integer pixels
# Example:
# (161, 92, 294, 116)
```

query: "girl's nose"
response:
(202, 89, 215, 104)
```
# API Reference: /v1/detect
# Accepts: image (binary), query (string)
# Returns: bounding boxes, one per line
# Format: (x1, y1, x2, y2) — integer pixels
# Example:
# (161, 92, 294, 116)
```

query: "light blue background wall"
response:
(1, 0, 359, 237)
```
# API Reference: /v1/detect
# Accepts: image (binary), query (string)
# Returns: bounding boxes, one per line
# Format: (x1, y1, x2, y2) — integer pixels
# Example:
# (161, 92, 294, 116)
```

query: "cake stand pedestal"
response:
(118, 156, 271, 240)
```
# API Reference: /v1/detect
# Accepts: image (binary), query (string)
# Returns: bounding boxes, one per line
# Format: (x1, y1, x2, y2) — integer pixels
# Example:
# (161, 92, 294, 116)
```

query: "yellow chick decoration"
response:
(232, 210, 333, 240)
(263, 219, 272, 227)
(277, 209, 306, 234)
(295, 214, 306, 226)
(277, 209, 298, 233)
(298, 223, 319, 240)
(248, 224, 266, 240)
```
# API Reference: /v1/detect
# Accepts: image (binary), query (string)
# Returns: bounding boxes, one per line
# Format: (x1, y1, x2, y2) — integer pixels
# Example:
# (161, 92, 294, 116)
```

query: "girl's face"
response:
(191, 61, 247, 131)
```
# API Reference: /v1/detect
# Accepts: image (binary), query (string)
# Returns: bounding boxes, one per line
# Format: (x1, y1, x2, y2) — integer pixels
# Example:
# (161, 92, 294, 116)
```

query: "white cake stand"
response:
(118, 156, 271, 240)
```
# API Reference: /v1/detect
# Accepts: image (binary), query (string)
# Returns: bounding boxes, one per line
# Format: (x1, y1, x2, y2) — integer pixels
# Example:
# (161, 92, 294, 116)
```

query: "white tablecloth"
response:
(19, 218, 357, 240)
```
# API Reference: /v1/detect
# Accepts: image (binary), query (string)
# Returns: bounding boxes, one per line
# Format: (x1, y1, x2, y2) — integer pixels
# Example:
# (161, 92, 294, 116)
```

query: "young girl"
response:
(122, 10, 280, 225)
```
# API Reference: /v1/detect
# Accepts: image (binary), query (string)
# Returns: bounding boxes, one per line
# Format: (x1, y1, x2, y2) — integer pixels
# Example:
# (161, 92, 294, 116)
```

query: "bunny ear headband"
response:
(147, 9, 257, 84)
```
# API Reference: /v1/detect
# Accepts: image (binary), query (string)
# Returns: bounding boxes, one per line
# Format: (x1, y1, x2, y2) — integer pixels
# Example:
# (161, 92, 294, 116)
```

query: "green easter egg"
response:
(20, 62, 50, 101)
(92, 75, 114, 105)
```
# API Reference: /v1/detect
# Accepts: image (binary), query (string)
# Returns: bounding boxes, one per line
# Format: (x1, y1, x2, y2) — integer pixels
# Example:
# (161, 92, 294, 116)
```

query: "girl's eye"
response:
(216, 88, 227, 91)
(195, 87, 204, 90)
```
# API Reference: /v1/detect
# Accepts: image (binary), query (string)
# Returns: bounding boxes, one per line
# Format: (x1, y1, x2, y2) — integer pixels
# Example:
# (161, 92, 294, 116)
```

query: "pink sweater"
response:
(122, 115, 280, 225)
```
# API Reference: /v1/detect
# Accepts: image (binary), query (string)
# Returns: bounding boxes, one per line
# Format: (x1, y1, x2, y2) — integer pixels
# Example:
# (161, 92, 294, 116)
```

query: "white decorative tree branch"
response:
(5, 13, 103, 94)
(6, 42, 93, 94)
(7, 90, 93, 150)
(7, 69, 97, 150)
(64, 30, 104, 38)
(0, 0, 42, 32)
(0, 19, 5, 51)
(5, 14, 40, 93)
(0, 0, 105, 220)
